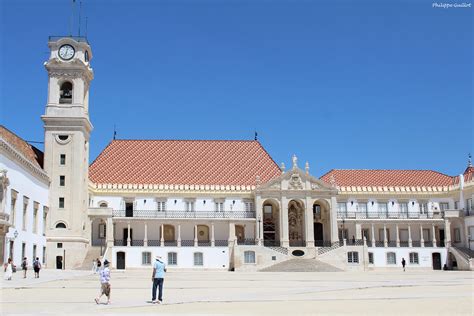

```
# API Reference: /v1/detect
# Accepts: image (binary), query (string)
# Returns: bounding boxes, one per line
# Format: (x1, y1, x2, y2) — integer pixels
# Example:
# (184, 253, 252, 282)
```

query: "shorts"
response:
(34, 268, 40, 273)
(101, 283, 110, 297)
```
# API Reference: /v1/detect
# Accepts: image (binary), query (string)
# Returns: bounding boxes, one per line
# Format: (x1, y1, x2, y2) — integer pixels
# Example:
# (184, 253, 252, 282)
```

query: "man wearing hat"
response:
(95, 259, 111, 305)
(151, 255, 167, 304)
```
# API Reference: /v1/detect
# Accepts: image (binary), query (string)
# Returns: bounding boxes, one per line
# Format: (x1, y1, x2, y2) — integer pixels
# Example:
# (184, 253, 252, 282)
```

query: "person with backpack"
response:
(33, 257, 41, 278)
(95, 259, 111, 305)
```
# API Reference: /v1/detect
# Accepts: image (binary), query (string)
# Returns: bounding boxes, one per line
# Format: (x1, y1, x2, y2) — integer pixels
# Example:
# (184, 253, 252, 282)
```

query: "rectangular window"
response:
(338, 229, 348, 240)
(167, 252, 177, 265)
(59, 175, 65, 186)
(59, 197, 64, 209)
(358, 202, 367, 214)
(156, 201, 166, 212)
(399, 202, 408, 213)
(439, 202, 449, 211)
(185, 201, 195, 212)
(43, 207, 48, 236)
(215, 202, 224, 212)
(142, 252, 151, 265)
(422, 228, 431, 242)
(455, 201, 459, 209)
(57, 243, 63, 248)
(98, 224, 106, 238)
(21, 242, 26, 259)
(33, 202, 39, 234)
(10, 190, 18, 227)
(454, 228, 461, 242)
(368, 252, 374, 264)
(194, 252, 204, 266)
(409, 252, 419, 264)
(347, 251, 359, 263)
(60, 154, 66, 165)
(22, 196, 29, 231)
(378, 202, 388, 214)
(386, 252, 396, 264)
(42, 246, 46, 264)
(467, 199, 473, 211)
(244, 251, 256, 264)
(33, 244, 37, 260)
(337, 202, 347, 214)
(244, 201, 254, 212)
(419, 202, 428, 214)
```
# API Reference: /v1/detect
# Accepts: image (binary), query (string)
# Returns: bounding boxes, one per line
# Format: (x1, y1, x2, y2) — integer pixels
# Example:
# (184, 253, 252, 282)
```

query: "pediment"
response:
(257, 167, 336, 192)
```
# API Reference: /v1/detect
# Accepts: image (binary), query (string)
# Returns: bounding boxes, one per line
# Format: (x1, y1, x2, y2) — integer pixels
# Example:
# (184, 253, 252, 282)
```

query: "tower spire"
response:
(469, 153, 472, 167)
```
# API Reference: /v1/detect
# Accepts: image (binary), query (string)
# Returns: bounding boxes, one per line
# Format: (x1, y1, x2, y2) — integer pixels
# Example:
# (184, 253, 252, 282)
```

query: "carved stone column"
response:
(432, 223, 437, 247)
(143, 222, 148, 247)
(408, 224, 412, 247)
(160, 224, 164, 247)
(420, 225, 425, 247)
(211, 222, 215, 247)
(126, 222, 131, 247)
(330, 196, 339, 243)
(371, 223, 375, 247)
(305, 197, 314, 248)
(396, 223, 400, 247)
(383, 224, 388, 248)
(281, 196, 289, 247)
(106, 217, 114, 248)
(177, 224, 181, 247)
(194, 224, 198, 247)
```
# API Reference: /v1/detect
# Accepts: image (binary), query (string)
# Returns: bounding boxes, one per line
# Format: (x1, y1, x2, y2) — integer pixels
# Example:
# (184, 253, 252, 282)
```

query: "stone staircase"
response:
(449, 246, 474, 270)
(78, 246, 103, 270)
(259, 258, 342, 272)
(452, 247, 474, 259)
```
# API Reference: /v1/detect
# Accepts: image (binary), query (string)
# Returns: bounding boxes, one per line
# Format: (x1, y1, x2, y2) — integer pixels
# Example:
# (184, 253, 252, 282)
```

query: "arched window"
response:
(244, 251, 255, 264)
(55, 222, 67, 229)
(193, 252, 203, 266)
(99, 202, 108, 208)
(59, 81, 73, 104)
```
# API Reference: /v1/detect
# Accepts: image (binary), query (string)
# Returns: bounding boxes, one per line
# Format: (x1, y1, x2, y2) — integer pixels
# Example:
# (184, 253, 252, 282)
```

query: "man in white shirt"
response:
(95, 259, 111, 305)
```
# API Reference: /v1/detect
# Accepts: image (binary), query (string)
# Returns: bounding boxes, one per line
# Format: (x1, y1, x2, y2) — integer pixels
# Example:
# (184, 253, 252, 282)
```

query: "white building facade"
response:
(0, 126, 49, 268)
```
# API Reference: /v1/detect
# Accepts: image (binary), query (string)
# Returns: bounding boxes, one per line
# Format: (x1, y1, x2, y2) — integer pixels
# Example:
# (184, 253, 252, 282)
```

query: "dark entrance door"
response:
(56, 256, 63, 269)
(314, 223, 323, 246)
(432, 253, 441, 270)
(439, 229, 445, 247)
(116, 252, 125, 269)
(123, 228, 133, 246)
(125, 203, 133, 217)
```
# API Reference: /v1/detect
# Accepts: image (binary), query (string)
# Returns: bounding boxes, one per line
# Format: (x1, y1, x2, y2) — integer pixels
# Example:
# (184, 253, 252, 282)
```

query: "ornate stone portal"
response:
(288, 201, 305, 246)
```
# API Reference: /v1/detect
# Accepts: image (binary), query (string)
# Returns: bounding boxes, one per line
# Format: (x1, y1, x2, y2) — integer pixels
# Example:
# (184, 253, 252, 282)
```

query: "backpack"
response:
(21, 261, 27, 269)
(34, 260, 40, 269)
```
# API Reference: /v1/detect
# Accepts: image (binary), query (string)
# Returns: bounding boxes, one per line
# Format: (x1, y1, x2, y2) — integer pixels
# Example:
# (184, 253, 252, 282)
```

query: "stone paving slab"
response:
(1, 269, 473, 315)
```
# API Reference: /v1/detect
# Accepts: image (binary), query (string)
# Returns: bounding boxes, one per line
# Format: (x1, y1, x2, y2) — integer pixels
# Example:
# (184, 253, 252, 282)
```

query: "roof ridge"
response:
(111, 139, 259, 142)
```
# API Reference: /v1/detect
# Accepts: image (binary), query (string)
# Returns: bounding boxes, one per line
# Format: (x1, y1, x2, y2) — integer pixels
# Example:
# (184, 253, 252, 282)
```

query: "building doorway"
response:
(56, 256, 63, 269)
(314, 223, 323, 246)
(116, 251, 125, 270)
(235, 225, 245, 243)
(9, 240, 14, 261)
(262, 200, 280, 246)
(125, 202, 133, 217)
(439, 229, 445, 247)
(432, 252, 441, 270)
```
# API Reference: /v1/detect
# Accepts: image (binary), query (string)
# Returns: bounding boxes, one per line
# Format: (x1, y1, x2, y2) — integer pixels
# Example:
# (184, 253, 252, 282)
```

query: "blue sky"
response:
(1, 0, 472, 176)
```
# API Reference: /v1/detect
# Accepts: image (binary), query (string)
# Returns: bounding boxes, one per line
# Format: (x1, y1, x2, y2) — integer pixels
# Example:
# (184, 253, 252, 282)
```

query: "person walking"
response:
(21, 257, 28, 278)
(33, 257, 41, 278)
(401, 258, 406, 272)
(92, 259, 97, 273)
(4, 258, 13, 280)
(151, 255, 167, 304)
(95, 259, 111, 305)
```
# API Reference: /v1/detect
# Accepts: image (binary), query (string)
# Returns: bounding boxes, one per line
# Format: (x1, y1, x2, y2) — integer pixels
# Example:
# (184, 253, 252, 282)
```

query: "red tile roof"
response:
(0, 125, 44, 169)
(89, 140, 281, 186)
(320, 169, 455, 187)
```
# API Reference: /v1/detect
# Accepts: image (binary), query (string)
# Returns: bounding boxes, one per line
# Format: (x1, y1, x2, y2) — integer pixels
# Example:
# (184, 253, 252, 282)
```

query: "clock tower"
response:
(42, 36, 93, 269)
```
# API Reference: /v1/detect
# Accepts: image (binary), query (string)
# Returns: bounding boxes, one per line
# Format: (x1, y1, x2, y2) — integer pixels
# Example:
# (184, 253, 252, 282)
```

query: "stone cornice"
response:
(336, 185, 460, 195)
(0, 138, 50, 185)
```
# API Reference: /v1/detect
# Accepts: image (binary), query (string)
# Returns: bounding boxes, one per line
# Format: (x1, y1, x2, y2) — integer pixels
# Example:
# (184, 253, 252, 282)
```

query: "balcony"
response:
(112, 210, 256, 219)
(337, 211, 438, 220)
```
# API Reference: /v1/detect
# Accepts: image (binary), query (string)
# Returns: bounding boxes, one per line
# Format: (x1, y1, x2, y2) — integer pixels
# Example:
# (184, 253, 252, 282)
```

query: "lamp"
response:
(13, 230, 18, 239)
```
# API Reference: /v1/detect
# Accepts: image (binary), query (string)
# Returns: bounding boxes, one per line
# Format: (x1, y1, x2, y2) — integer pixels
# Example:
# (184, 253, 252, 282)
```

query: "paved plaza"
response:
(1, 268, 473, 315)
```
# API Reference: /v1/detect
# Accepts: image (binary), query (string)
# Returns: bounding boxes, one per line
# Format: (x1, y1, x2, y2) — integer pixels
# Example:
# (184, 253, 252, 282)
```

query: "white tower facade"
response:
(42, 37, 93, 269)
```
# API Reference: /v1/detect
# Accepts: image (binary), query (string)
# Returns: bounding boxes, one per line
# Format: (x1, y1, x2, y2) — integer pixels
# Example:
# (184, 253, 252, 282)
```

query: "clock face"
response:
(59, 44, 75, 60)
